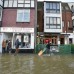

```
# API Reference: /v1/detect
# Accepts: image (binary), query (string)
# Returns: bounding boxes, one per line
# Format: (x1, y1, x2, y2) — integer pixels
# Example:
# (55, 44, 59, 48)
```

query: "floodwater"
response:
(0, 54, 74, 74)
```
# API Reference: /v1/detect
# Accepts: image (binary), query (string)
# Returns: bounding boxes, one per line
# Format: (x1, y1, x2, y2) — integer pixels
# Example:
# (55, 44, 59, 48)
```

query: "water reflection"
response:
(0, 54, 74, 74)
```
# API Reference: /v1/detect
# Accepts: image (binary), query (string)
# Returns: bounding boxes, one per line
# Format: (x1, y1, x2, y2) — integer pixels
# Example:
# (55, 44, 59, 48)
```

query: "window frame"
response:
(68, 21, 70, 27)
(46, 2, 60, 13)
(17, 9, 30, 22)
(4, 0, 35, 8)
(46, 17, 61, 29)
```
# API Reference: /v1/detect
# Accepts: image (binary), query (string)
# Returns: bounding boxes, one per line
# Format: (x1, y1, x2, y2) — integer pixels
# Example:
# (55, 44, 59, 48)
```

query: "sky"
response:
(37, 0, 74, 2)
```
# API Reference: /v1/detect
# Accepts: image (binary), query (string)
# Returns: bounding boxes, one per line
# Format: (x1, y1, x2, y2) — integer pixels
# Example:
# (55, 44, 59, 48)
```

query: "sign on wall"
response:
(1, 27, 34, 33)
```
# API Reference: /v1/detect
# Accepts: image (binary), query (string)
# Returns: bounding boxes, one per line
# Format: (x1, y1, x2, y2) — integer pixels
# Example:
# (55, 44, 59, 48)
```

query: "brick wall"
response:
(62, 11, 73, 33)
(2, 9, 35, 28)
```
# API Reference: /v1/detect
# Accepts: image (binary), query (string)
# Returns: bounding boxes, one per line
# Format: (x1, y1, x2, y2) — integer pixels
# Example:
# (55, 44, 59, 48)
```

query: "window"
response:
(18, 0, 24, 7)
(25, 0, 30, 3)
(50, 18, 53, 24)
(24, 0, 30, 7)
(46, 2, 60, 13)
(31, 0, 34, 7)
(0, 0, 3, 6)
(14, 33, 31, 48)
(9, 0, 13, 7)
(46, 3, 49, 9)
(68, 21, 70, 27)
(4, 0, 8, 7)
(4, 0, 34, 8)
(18, 4, 23, 7)
(24, 4, 30, 7)
(57, 18, 60, 24)
(53, 18, 56, 24)
(53, 3, 56, 9)
(13, 0, 17, 7)
(50, 3, 53, 9)
(46, 17, 49, 24)
(17, 9, 30, 22)
(18, 0, 24, 3)
(46, 17, 61, 29)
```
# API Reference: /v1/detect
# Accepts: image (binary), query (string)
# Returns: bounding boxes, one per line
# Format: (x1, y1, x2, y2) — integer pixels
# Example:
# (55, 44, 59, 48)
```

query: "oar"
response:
(38, 48, 46, 56)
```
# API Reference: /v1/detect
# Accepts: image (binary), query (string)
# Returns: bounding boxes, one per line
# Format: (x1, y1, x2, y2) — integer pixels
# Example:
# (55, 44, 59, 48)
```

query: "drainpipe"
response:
(64, 9, 68, 45)
(34, 0, 37, 53)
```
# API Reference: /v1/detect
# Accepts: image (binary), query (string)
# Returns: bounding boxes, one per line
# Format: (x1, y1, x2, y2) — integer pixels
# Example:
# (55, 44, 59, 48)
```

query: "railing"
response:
(35, 44, 74, 55)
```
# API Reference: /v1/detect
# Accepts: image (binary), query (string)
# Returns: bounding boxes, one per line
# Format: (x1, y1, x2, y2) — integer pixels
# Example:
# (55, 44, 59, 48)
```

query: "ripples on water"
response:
(0, 54, 74, 74)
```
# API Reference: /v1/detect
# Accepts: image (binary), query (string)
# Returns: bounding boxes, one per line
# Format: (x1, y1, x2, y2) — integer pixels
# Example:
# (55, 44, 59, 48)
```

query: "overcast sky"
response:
(37, 0, 74, 2)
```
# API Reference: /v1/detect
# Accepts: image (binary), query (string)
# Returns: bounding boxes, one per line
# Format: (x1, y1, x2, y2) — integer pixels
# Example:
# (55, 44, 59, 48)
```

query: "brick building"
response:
(0, 0, 37, 53)
(37, 1, 74, 45)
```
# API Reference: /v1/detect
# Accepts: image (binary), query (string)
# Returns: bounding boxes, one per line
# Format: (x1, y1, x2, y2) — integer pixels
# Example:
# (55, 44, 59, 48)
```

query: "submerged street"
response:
(0, 54, 74, 74)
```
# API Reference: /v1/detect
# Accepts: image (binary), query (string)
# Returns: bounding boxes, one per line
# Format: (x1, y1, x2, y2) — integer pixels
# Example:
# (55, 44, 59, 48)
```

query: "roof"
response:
(62, 3, 71, 11)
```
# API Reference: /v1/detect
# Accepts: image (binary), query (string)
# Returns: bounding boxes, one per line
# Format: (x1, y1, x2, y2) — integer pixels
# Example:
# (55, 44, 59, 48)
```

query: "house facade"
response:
(0, 0, 37, 53)
(37, 1, 74, 45)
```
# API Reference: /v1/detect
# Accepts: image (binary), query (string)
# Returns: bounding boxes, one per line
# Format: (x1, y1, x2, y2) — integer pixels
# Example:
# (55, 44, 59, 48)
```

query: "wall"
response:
(44, 2, 62, 33)
(37, 10, 43, 32)
(2, 9, 35, 28)
(62, 11, 73, 33)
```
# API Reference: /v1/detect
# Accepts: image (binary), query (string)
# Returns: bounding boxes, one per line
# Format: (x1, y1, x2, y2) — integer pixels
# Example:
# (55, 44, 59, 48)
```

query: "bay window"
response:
(46, 2, 60, 13)
(46, 17, 61, 29)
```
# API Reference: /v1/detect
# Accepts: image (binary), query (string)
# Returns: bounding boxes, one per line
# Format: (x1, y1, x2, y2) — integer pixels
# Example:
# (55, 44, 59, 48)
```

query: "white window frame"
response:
(31, 0, 34, 7)
(68, 21, 70, 27)
(17, 9, 30, 22)
(4, 0, 35, 8)
(0, 0, 3, 6)
(13, 0, 17, 7)
(18, 0, 24, 3)
(9, 0, 13, 7)
(4, 0, 8, 7)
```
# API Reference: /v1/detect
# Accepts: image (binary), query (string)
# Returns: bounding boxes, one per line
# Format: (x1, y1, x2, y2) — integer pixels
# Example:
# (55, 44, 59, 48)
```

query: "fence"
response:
(35, 44, 73, 55)
(58, 45, 71, 54)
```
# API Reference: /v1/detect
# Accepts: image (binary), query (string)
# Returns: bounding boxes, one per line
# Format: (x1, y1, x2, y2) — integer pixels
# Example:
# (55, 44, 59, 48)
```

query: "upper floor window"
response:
(46, 17, 61, 29)
(4, 0, 35, 8)
(46, 2, 60, 13)
(0, 7, 2, 21)
(0, 0, 3, 6)
(68, 21, 70, 27)
(17, 9, 30, 22)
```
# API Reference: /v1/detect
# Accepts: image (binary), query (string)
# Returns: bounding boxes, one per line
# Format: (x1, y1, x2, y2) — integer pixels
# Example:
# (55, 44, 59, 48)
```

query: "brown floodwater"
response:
(0, 53, 74, 74)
